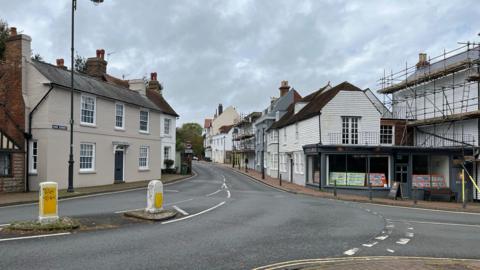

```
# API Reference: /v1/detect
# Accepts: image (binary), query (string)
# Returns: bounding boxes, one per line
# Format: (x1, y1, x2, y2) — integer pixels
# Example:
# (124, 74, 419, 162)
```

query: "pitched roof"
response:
(31, 60, 160, 111)
(146, 88, 179, 117)
(270, 81, 362, 129)
(219, 125, 233, 133)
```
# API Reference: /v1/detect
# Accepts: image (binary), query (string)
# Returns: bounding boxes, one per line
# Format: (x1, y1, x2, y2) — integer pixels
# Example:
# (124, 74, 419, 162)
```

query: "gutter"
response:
(25, 84, 54, 192)
(318, 111, 322, 145)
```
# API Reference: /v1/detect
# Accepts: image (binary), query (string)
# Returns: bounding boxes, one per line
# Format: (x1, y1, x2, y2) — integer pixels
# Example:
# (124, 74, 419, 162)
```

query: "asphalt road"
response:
(0, 162, 479, 269)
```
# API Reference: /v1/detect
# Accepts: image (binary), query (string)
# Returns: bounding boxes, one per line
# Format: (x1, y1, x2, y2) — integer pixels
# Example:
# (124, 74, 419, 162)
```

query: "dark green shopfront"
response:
(303, 144, 477, 201)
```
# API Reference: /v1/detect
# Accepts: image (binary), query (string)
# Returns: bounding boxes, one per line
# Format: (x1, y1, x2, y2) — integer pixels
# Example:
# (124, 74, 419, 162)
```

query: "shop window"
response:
(412, 155, 449, 188)
(328, 154, 346, 185)
(369, 156, 389, 187)
(346, 155, 366, 186)
(307, 156, 320, 184)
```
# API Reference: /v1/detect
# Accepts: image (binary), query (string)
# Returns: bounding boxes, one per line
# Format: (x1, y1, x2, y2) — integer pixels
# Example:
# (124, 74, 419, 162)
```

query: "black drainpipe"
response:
(25, 84, 54, 192)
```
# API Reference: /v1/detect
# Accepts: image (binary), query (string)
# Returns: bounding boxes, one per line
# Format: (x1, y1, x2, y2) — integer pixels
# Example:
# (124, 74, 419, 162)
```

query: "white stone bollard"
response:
(146, 180, 163, 213)
(39, 182, 59, 223)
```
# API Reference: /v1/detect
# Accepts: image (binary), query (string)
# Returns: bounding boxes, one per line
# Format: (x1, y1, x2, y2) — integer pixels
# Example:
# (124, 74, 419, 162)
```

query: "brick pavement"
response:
(220, 163, 480, 213)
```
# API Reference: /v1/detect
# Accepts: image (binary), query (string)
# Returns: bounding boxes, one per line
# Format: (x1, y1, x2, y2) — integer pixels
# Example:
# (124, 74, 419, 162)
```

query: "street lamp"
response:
(68, 0, 104, 192)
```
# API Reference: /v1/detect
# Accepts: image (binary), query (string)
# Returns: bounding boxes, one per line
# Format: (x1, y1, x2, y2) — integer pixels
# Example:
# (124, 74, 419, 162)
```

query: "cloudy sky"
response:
(1, 0, 479, 125)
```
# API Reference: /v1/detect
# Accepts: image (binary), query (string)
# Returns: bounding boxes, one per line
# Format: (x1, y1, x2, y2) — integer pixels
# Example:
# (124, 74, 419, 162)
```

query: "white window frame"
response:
(342, 116, 360, 145)
(139, 146, 149, 170)
(115, 103, 125, 130)
(29, 140, 38, 174)
(164, 118, 171, 135)
(80, 95, 96, 126)
(280, 154, 287, 172)
(380, 125, 394, 145)
(139, 110, 150, 133)
(79, 143, 95, 172)
(164, 146, 171, 161)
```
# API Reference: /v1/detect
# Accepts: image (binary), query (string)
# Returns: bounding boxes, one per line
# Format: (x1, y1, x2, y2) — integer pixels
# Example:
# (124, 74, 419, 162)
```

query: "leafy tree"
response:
(74, 53, 87, 73)
(0, 19, 9, 60)
(164, 159, 174, 169)
(31, 53, 43, 61)
(176, 122, 204, 157)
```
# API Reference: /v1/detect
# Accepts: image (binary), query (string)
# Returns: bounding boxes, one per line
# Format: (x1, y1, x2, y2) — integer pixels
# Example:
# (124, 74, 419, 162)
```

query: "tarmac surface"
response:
(0, 162, 479, 269)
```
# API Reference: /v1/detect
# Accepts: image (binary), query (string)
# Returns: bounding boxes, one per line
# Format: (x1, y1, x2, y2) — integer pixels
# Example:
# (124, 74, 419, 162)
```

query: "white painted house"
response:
(270, 82, 385, 187)
(211, 125, 233, 164)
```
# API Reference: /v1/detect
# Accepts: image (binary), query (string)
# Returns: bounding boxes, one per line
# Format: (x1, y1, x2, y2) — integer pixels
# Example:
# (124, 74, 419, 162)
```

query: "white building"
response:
(203, 104, 239, 161)
(211, 125, 233, 164)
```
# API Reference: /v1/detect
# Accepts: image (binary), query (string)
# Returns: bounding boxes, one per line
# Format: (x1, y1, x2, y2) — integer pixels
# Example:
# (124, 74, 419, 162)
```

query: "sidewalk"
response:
(221, 164, 480, 213)
(253, 257, 480, 270)
(0, 174, 191, 207)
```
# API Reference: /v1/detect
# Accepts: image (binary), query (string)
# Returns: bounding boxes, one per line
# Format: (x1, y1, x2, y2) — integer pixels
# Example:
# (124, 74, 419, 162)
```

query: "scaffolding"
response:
(378, 42, 480, 148)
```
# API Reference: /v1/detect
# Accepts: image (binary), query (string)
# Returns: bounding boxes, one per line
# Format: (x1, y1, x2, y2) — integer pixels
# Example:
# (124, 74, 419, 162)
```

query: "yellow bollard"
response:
(39, 182, 59, 223)
(146, 180, 163, 213)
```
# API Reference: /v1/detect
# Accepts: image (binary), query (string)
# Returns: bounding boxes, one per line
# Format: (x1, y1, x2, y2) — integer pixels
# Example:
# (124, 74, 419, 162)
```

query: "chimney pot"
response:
(279, 80, 290, 97)
(56, 58, 64, 66)
(10, 27, 17, 36)
(416, 53, 429, 69)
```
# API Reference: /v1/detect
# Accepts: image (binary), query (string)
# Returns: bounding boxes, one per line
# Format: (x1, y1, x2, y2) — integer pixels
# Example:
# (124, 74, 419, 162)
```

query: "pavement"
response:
(0, 173, 190, 207)
(222, 163, 480, 213)
(0, 162, 479, 270)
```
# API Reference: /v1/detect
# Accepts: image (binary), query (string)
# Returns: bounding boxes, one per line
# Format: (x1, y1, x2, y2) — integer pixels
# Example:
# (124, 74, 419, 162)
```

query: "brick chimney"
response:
(279, 80, 290, 97)
(85, 49, 107, 78)
(56, 58, 67, 70)
(147, 72, 163, 95)
(0, 26, 30, 149)
(416, 53, 429, 69)
(218, 103, 223, 115)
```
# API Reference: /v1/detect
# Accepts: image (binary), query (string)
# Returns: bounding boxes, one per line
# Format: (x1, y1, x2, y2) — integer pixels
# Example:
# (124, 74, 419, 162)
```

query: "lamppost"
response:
(68, 0, 104, 193)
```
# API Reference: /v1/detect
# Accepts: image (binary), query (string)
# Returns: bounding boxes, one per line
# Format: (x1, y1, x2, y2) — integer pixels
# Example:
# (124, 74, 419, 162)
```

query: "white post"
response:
(39, 182, 59, 223)
(146, 180, 163, 213)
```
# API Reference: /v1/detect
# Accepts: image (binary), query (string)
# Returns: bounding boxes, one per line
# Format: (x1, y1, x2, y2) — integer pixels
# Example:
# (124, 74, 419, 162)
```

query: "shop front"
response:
(303, 144, 475, 200)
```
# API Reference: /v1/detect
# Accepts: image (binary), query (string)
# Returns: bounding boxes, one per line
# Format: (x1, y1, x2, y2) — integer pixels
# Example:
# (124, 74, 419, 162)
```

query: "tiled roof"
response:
(270, 82, 362, 129)
(146, 88, 179, 117)
(31, 60, 161, 111)
(204, 119, 212, 128)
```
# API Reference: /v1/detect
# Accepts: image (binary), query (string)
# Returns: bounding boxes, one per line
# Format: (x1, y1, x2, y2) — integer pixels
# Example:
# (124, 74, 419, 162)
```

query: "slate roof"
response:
(270, 82, 362, 129)
(31, 60, 161, 112)
(146, 88, 179, 117)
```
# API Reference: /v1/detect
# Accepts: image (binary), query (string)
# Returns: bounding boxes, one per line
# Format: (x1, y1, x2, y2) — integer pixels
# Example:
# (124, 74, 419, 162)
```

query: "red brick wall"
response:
(0, 153, 25, 192)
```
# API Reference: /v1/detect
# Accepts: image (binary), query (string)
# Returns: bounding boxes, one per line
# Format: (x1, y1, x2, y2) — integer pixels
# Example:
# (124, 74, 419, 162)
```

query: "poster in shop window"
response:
(412, 174, 446, 188)
(329, 172, 346, 185)
(347, 173, 366, 186)
(369, 173, 387, 187)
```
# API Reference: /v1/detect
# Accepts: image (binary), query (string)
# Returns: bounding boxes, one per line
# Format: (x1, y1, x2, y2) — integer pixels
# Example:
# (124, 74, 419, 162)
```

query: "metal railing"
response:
(326, 132, 389, 145)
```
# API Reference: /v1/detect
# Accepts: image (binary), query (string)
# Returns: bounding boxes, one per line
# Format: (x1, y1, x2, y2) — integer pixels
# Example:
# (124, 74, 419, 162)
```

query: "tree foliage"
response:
(0, 19, 9, 60)
(176, 122, 204, 157)
(74, 53, 87, 73)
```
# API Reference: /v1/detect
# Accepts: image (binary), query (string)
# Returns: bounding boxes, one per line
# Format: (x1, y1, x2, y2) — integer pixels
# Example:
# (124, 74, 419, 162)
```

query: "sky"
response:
(1, 0, 479, 126)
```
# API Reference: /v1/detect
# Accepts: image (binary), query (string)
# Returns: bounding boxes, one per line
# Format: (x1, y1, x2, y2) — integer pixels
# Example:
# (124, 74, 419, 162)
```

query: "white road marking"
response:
(373, 212, 378, 215)
(165, 189, 179, 193)
(396, 238, 411, 245)
(386, 249, 395, 253)
(362, 242, 378, 247)
(114, 208, 144, 214)
(365, 209, 371, 212)
(391, 219, 480, 229)
(375, 235, 389, 240)
(206, 190, 221, 197)
(406, 232, 414, 237)
(173, 205, 189, 216)
(227, 190, 231, 198)
(386, 224, 394, 228)
(363, 202, 480, 216)
(0, 232, 71, 243)
(114, 198, 194, 214)
(408, 227, 414, 230)
(343, 248, 359, 256)
(161, 201, 226, 225)
(0, 223, 10, 227)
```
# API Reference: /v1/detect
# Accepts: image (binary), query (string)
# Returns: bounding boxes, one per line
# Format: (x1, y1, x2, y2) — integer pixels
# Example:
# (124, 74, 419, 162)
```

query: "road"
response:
(0, 162, 479, 269)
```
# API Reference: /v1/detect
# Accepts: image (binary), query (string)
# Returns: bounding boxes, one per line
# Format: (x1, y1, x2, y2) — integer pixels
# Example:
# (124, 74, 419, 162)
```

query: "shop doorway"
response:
(395, 163, 408, 183)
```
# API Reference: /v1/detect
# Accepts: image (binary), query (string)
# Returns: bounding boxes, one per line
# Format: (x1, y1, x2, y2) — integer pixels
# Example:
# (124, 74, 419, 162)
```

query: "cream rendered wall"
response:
(29, 87, 162, 190)
(211, 106, 239, 135)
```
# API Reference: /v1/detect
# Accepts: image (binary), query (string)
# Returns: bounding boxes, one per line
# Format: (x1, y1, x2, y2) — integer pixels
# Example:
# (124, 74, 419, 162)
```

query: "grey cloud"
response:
(1, 0, 479, 124)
